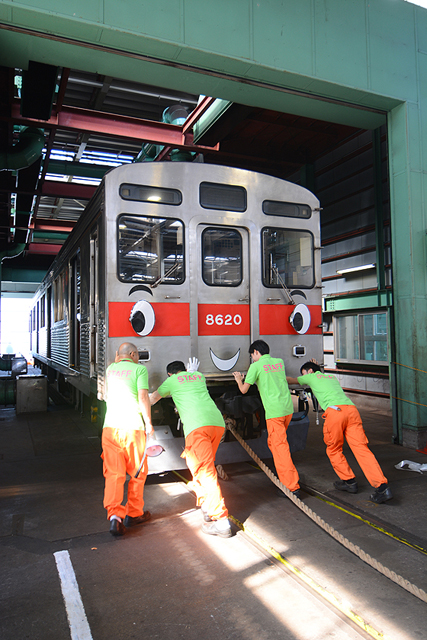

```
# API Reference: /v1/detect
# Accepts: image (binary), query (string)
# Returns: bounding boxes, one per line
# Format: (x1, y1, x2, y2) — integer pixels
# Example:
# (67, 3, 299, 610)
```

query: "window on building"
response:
(335, 312, 388, 364)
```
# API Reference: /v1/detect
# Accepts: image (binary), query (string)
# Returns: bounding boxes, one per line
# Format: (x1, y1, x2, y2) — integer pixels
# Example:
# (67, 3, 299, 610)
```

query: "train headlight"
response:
(289, 303, 311, 335)
(129, 300, 156, 336)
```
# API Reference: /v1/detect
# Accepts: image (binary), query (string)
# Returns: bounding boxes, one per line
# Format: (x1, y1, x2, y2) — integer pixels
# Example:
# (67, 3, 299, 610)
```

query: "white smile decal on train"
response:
(210, 348, 240, 371)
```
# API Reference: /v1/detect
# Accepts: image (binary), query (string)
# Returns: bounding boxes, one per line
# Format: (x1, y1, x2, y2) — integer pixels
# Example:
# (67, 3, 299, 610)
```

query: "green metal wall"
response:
(1, 0, 426, 445)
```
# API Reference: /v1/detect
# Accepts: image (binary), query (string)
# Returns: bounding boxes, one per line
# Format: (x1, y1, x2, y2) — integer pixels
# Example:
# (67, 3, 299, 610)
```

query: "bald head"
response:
(116, 342, 139, 363)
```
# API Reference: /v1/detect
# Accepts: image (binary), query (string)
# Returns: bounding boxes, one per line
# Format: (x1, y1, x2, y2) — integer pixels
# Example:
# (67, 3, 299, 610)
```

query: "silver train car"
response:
(30, 162, 322, 461)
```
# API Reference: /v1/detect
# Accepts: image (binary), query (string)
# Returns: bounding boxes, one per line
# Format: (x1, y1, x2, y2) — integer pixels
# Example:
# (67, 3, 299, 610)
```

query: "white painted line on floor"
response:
(54, 550, 93, 640)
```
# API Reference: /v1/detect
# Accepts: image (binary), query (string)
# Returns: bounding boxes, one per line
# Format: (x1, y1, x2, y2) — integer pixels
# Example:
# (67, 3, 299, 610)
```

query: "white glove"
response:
(186, 357, 200, 372)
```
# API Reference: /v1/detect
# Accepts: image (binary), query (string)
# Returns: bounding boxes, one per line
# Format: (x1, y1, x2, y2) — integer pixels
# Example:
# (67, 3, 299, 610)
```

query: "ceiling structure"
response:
(0, 62, 363, 279)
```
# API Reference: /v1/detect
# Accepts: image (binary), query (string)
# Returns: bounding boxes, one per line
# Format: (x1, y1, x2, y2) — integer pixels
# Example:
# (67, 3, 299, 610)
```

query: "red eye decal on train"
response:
(259, 304, 322, 335)
(108, 302, 190, 337)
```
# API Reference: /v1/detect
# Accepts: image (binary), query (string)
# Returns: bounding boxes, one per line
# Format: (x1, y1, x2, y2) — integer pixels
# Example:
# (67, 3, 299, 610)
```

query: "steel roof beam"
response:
(8, 101, 218, 151)
(12, 102, 183, 145)
(26, 243, 64, 255)
(0, 181, 96, 200)
(41, 181, 96, 199)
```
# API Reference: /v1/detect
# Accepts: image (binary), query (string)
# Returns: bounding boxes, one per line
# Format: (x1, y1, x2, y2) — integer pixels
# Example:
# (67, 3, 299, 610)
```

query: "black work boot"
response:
(333, 478, 358, 494)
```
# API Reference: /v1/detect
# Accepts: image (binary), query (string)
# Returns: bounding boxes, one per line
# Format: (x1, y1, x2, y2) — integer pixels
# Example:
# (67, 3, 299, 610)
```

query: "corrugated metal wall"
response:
(311, 126, 391, 399)
(318, 127, 391, 297)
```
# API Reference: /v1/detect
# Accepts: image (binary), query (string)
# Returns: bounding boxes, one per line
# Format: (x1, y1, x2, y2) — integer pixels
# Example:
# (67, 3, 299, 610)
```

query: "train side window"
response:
(262, 200, 312, 219)
(117, 214, 184, 284)
(262, 227, 314, 288)
(202, 227, 242, 286)
(53, 273, 65, 322)
(199, 182, 247, 212)
(120, 183, 182, 205)
(40, 295, 46, 329)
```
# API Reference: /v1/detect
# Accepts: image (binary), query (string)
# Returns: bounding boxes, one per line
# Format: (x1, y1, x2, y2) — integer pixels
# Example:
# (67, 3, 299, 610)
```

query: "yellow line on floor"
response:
(230, 515, 390, 640)
(172, 470, 390, 640)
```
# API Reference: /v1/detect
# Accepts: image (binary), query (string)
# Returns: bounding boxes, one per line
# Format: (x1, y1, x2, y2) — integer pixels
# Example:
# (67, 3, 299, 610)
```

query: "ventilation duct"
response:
(0, 127, 45, 171)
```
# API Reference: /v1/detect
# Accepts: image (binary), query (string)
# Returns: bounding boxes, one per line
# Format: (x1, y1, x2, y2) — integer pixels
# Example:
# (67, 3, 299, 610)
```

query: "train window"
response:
(262, 228, 314, 288)
(53, 273, 64, 322)
(40, 295, 46, 329)
(117, 214, 184, 284)
(120, 183, 182, 205)
(263, 200, 311, 219)
(202, 227, 242, 286)
(199, 182, 247, 212)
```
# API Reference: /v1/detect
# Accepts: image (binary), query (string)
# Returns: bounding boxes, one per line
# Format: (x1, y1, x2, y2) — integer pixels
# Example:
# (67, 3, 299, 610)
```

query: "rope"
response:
(393, 362, 427, 375)
(225, 421, 427, 604)
(391, 396, 427, 409)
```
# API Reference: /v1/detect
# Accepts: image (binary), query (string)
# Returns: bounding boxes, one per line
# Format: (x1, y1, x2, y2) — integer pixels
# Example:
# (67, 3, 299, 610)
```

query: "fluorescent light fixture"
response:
(336, 263, 376, 275)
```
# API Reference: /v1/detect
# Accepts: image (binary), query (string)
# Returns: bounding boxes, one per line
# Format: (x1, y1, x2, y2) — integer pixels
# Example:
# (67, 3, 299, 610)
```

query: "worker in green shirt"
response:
(150, 359, 231, 538)
(233, 339, 301, 498)
(287, 361, 392, 504)
(102, 342, 154, 536)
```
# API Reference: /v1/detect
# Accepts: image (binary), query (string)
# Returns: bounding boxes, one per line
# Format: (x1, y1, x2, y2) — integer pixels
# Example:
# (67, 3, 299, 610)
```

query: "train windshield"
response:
(117, 214, 184, 284)
(202, 227, 242, 286)
(262, 227, 314, 288)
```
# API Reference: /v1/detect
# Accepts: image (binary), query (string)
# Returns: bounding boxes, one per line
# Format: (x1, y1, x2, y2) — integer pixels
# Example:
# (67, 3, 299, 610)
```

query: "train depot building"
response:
(0, 2, 427, 639)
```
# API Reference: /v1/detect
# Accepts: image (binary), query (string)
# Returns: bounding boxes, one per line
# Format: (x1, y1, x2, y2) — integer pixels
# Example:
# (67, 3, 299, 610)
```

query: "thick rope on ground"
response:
(226, 422, 427, 604)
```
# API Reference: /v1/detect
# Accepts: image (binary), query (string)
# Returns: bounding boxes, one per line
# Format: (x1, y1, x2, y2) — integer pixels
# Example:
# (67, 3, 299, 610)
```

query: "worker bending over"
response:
(233, 339, 301, 499)
(150, 359, 231, 538)
(287, 361, 392, 503)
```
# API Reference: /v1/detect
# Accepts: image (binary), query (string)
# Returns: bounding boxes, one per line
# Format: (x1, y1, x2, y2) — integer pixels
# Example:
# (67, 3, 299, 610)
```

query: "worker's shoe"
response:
(201, 518, 232, 538)
(276, 488, 301, 499)
(201, 509, 212, 523)
(109, 517, 126, 537)
(123, 512, 151, 527)
(369, 484, 393, 504)
(334, 478, 358, 494)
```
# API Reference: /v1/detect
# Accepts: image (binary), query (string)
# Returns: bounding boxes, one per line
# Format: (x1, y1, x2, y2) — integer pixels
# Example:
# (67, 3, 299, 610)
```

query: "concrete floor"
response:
(0, 398, 426, 640)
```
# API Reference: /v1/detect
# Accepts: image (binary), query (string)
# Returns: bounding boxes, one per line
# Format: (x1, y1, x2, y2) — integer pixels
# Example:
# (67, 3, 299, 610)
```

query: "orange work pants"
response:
(322, 405, 387, 488)
(266, 415, 300, 492)
(101, 427, 148, 520)
(182, 425, 228, 520)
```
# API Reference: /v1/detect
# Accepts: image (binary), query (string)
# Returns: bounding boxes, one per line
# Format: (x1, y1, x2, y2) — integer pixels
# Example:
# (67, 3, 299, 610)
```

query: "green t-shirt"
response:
(103, 359, 149, 431)
(245, 354, 293, 420)
(157, 372, 225, 437)
(297, 371, 354, 410)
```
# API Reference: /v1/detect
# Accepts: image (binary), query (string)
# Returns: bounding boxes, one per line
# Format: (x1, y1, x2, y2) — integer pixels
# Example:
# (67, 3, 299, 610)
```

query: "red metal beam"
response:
(26, 243, 63, 255)
(7, 100, 220, 151)
(41, 181, 96, 200)
(182, 96, 217, 134)
(154, 146, 172, 162)
(10, 102, 184, 146)
(30, 221, 74, 232)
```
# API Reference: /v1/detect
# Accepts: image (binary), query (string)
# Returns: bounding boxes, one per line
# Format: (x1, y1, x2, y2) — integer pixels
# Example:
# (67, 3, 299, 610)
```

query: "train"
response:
(30, 161, 323, 469)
